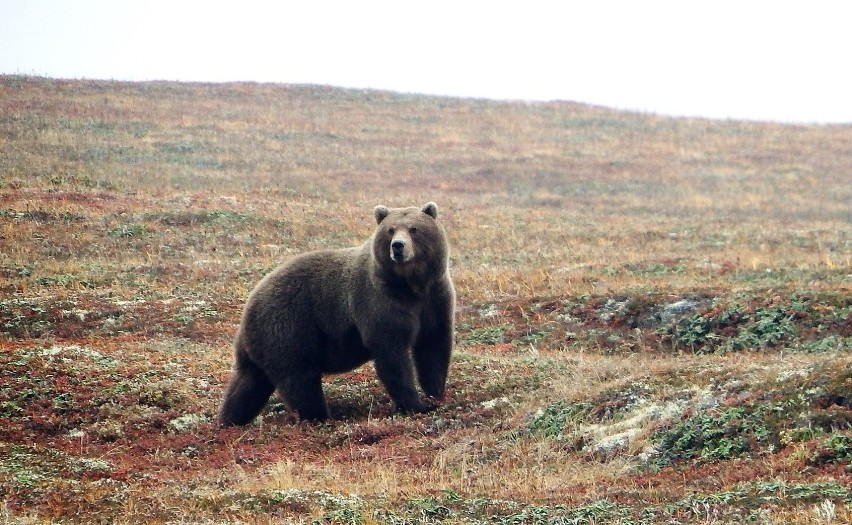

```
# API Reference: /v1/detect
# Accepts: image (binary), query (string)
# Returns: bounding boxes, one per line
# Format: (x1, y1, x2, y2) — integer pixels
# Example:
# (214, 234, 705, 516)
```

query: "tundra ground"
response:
(1, 76, 850, 524)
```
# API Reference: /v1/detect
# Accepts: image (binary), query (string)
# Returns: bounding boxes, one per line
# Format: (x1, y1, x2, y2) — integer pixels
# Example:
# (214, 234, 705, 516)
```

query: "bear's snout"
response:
(391, 240, 405, 256)
(390, 235, 413, 263)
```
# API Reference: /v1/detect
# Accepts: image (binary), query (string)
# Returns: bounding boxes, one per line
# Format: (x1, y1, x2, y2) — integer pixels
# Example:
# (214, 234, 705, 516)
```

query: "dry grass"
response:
(1, 75, 850, 524)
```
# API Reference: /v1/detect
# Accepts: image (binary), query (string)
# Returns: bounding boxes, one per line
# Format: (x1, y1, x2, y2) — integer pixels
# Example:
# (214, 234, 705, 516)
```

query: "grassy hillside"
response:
(1, 75, 850, 524)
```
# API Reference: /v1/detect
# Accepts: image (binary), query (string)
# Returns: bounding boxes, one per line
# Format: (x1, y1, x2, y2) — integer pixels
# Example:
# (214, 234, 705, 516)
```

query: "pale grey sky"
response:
(2, 0, 851, 123)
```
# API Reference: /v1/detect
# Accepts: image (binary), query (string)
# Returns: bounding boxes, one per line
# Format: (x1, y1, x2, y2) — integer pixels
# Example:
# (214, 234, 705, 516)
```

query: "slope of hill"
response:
(1, 76, 850, 524)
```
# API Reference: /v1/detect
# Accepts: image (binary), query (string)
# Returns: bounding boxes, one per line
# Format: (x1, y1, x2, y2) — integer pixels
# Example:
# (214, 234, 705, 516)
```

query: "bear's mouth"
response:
(390, 251, 413, 264)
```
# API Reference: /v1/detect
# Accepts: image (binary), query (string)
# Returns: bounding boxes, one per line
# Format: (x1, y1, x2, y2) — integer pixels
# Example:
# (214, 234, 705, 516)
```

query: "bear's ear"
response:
(374, 205, 390, 224)
(421, 202, 438, 219)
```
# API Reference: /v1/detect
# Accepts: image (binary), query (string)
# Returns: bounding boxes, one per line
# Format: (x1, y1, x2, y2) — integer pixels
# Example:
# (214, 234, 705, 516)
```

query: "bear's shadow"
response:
(263, 381, 397, 423)
(263, 399, 394, 423)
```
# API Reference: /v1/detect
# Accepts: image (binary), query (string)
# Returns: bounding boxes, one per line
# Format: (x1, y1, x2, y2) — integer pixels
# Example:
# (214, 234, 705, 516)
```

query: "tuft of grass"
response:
(658, 293, 851, 354)
(649, 364, 852, 469)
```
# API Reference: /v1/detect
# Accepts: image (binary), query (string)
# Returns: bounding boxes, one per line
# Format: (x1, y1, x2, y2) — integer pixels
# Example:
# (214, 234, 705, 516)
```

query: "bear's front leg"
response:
(357, 314, 432, 414)
(413, 325, 452, 400)
(413, 284, 454, 400)
(367, 328, 432, 414)
(373, 353, 433, 413)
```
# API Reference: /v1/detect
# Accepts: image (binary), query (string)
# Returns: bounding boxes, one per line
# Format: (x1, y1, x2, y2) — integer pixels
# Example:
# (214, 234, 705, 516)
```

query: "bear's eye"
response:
(387, 227, 395, 235)
(409, 227, 417, 234)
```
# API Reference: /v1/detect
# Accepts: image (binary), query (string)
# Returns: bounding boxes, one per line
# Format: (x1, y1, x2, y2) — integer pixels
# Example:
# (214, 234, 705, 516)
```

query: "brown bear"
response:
(218, 202, 455, 425)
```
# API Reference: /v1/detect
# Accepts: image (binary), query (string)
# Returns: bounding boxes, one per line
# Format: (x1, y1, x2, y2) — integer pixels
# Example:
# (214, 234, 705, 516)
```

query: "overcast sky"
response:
(2, 0, 851, 123)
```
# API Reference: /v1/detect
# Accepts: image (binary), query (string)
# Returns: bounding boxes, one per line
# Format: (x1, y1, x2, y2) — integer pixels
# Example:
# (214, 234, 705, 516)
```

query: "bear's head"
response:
(372, 202, 448, 286)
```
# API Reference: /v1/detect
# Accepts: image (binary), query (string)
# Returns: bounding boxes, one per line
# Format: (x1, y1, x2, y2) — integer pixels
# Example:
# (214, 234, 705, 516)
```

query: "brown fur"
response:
(218, 202, 455, 424)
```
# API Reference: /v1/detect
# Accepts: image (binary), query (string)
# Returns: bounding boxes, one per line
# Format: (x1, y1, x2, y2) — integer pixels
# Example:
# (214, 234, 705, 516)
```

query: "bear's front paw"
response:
(421, 383, 446, 401)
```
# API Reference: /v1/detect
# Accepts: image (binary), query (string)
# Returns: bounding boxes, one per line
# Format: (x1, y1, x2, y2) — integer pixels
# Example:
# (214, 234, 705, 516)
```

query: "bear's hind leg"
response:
(219, 356, 275, 426)
(279, 374, 330, 422)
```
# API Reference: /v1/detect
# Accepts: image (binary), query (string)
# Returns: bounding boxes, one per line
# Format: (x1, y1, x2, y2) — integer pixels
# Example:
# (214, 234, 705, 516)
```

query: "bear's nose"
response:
(391, 240, 405, 254)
